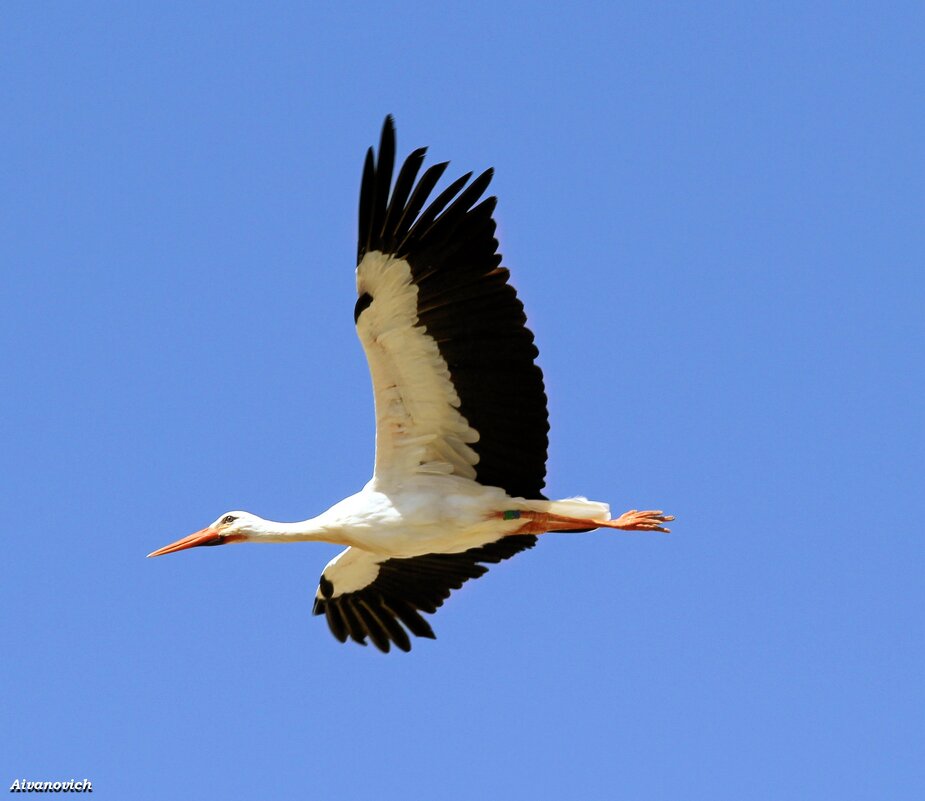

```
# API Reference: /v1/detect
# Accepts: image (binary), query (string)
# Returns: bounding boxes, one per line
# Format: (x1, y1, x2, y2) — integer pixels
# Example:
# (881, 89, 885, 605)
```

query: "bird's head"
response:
(147, 511, 258, 558)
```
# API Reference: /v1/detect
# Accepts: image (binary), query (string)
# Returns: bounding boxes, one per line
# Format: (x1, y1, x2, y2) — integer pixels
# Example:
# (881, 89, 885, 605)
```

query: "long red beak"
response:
(147, 527, 223, 558)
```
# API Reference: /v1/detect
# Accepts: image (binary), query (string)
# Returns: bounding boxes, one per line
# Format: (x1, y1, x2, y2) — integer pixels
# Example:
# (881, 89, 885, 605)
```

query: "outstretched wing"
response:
(354, 116, 548, 499)
(312, 535, 537, 652)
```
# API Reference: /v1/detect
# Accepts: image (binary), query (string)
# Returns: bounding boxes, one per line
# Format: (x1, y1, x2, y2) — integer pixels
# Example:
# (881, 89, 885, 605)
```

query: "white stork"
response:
(148, 116, 673, 652)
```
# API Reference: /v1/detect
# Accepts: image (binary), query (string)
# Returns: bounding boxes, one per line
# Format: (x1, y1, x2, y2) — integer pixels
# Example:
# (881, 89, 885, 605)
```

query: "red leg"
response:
(498, 509, 674, 535)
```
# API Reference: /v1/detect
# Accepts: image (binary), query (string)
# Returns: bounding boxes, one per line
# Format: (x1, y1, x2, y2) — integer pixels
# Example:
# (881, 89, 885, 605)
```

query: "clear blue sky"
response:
(2, 2, 922, 799)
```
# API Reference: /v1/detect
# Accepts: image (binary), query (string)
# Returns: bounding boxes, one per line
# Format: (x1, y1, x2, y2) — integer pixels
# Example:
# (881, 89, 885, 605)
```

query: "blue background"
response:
(2, 2, 922, 798)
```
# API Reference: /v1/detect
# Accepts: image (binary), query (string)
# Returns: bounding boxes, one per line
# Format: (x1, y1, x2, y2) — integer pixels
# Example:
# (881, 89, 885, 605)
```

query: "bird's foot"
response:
(608, 509, 674, 533)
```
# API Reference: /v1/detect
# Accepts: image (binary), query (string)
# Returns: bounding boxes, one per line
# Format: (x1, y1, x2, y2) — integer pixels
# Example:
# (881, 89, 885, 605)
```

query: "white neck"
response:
(244, 515, 348, 546)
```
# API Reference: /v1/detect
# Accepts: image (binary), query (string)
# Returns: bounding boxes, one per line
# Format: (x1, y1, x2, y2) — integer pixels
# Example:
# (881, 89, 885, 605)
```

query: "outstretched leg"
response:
(501, 509, 674, 535)
(607, 509, 674, 533)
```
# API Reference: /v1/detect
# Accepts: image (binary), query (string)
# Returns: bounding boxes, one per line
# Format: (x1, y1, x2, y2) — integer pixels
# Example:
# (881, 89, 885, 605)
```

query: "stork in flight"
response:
(148, 117, 673, 652)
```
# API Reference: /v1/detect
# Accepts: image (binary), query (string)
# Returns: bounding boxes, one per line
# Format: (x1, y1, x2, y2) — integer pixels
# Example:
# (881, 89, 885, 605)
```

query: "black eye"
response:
(221, 515, 237, 525)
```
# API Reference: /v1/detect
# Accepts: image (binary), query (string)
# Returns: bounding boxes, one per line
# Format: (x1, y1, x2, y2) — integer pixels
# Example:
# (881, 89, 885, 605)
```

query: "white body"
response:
(312, 475, 610, 557)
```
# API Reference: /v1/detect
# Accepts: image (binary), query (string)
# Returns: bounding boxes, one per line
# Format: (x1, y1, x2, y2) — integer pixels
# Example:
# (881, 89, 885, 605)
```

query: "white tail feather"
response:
(521, 496, 611, 521)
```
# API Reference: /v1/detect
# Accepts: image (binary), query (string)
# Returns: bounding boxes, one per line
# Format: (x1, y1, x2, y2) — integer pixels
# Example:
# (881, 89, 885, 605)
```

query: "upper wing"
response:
(312, 535, 537, 652)
(354, 116, 549, 499)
